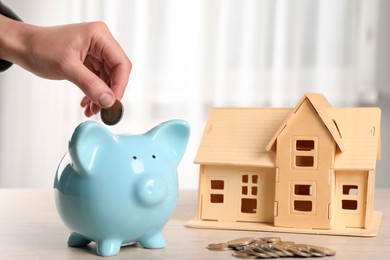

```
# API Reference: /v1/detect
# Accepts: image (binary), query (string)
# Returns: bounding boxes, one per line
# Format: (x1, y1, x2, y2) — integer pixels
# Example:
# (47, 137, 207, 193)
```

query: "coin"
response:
(227, 237, 255, 248)
(242, 247, 270, 258)
(259, 237, 282, 243)
(268, 243, 294, 257)
(256, 244, 283, 257)
(285, 246, 311, 257)
(279, 241, 296, 247)
(206, 242, 230, 251)
(305, 245, 336, 256)
(207, 236, 336, 259)
(101, 99, 123, 125)
(232, 251, 258, 259)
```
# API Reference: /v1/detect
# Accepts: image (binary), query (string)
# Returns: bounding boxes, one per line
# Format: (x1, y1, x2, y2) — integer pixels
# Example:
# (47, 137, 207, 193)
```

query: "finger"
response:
(84, 54, 110, 85)
(84, 54, 101, 75)
(80, 96, 91, 108)
(92, 37, 132, 100)
(109, 61, 131, 100)
(84, 105, 94, 117)
(90, 102, 101, 115)
(67, 60, 115, 109)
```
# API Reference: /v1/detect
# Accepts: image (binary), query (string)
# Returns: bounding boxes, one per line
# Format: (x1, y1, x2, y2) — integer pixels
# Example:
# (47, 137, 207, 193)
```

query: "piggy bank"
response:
(54, 120, 190, 256)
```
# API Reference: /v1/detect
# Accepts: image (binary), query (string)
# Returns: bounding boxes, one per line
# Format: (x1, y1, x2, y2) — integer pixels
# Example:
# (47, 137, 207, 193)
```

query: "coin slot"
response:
(294, 200, 312, 212)
(342, 200, 358, 210)
(241, 198, 257, 213)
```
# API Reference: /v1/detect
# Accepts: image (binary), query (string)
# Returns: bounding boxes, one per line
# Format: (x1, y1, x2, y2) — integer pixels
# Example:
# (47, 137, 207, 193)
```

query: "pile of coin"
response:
(207, 236, 336, 258)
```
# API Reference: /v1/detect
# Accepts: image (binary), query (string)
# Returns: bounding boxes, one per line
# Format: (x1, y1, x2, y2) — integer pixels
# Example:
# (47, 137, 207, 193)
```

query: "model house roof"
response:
(266, 93, 345, 152)
(194, 93, 381, 170)
(194, 107, 291, 167)
(329, 107, 381, 169)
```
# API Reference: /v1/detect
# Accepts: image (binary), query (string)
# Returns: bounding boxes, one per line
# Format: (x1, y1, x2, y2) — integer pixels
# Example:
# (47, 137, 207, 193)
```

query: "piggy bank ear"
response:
(69, 121, 117, 175)
(145, 120, 190, 164)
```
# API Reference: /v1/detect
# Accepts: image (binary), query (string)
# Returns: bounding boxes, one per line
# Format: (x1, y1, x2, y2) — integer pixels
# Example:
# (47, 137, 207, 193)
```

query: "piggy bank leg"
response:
(96, 239, 122, 256)
(139, 231, 166, 249)
(67, 232, 91, 247)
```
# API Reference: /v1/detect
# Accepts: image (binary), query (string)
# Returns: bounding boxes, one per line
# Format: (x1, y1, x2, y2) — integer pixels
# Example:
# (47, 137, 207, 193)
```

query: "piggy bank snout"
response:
(135, 175, 168, 207)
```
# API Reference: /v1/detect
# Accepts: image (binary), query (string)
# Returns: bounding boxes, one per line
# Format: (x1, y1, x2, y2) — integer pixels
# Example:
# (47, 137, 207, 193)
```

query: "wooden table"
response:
(0, 189, 389, 259)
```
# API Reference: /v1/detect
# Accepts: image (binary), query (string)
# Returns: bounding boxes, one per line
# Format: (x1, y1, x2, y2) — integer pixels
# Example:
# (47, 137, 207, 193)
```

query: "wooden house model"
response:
(187, 93, 382, 236)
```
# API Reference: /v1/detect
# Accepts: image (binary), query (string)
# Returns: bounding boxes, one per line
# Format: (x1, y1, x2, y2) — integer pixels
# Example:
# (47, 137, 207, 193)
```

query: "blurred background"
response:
(0, 0, 388, 189)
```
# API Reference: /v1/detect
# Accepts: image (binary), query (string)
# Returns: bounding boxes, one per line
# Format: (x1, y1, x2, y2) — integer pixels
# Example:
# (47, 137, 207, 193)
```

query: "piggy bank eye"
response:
(152, 155, 156, 159)
(132, 156, 137, 160)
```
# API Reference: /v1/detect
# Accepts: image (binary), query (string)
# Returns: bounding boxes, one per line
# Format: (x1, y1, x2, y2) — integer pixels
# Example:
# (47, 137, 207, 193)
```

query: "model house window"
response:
(294, 184, 313, 196)
(296, 140, 315, 151)
(210, 180, 225, 203)
(241, 173, 259, 214)
(295, 156, 314, 167)
(292, 137, 318, 170)
(292, 183, 315, 214)
(294, 200, 312, 212)
(341, 184, 359, 210)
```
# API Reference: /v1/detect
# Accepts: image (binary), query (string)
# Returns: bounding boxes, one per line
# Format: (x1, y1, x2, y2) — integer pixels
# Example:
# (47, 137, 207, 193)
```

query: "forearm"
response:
(0, 14, 31, 66)
(0, 2, 25, 71)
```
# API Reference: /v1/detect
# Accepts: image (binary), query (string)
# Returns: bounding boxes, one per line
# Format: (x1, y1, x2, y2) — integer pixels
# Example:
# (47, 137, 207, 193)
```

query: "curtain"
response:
(0, 0, 380, 188)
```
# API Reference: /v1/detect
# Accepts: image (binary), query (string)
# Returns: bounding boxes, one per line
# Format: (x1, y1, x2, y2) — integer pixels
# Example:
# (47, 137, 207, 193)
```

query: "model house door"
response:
(335, 171, 367, 228)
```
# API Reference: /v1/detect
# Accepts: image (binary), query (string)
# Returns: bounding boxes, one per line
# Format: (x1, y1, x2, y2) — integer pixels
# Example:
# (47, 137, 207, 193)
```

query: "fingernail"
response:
(98, 92, 115, 108)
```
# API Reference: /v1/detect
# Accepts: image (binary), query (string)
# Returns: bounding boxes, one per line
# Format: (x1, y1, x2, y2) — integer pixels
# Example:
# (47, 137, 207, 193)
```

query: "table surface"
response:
(0, 189, 389, 260)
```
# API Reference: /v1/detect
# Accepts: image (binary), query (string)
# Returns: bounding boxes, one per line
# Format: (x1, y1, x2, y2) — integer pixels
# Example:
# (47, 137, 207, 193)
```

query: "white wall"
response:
(0, 0, 387, 189)
(374, 0, 390, 188)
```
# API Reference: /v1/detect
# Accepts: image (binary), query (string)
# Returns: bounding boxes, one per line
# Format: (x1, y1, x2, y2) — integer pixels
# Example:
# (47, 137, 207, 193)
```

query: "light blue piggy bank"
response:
(54, 120, 190, 256)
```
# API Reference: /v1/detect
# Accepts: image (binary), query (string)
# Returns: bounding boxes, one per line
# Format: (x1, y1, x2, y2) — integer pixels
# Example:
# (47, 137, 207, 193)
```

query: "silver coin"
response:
(286, 246, 312, 258)
(268, 243, 294, 257)
(249, 246, 274, 258)
(306, 245, 336, 256)
(208, 236, 335, 259)
(227, 237, 255, 248)
(206, 242, 230, 251)
(101, 99, 124, 125)
(243, 248, 271, 259)
(259, 237, 282, 243)
(232, 251, 258, 259)
(278, 241, 296, 247)
(253, 244, 280, 258)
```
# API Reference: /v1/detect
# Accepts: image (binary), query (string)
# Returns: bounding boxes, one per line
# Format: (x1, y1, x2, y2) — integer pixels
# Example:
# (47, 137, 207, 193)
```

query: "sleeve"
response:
(0, 2, 23, 72)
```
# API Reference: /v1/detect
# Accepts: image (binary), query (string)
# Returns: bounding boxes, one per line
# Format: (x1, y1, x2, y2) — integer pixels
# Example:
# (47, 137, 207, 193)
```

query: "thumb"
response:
(67, 61, 116, 109)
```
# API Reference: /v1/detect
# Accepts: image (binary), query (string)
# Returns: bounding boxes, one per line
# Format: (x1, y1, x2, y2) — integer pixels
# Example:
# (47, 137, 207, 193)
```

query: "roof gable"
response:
(266, 93, 345, 152)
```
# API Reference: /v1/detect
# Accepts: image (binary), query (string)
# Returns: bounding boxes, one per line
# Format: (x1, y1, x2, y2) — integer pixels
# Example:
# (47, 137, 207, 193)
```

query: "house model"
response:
(186, 93, 382, 236)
